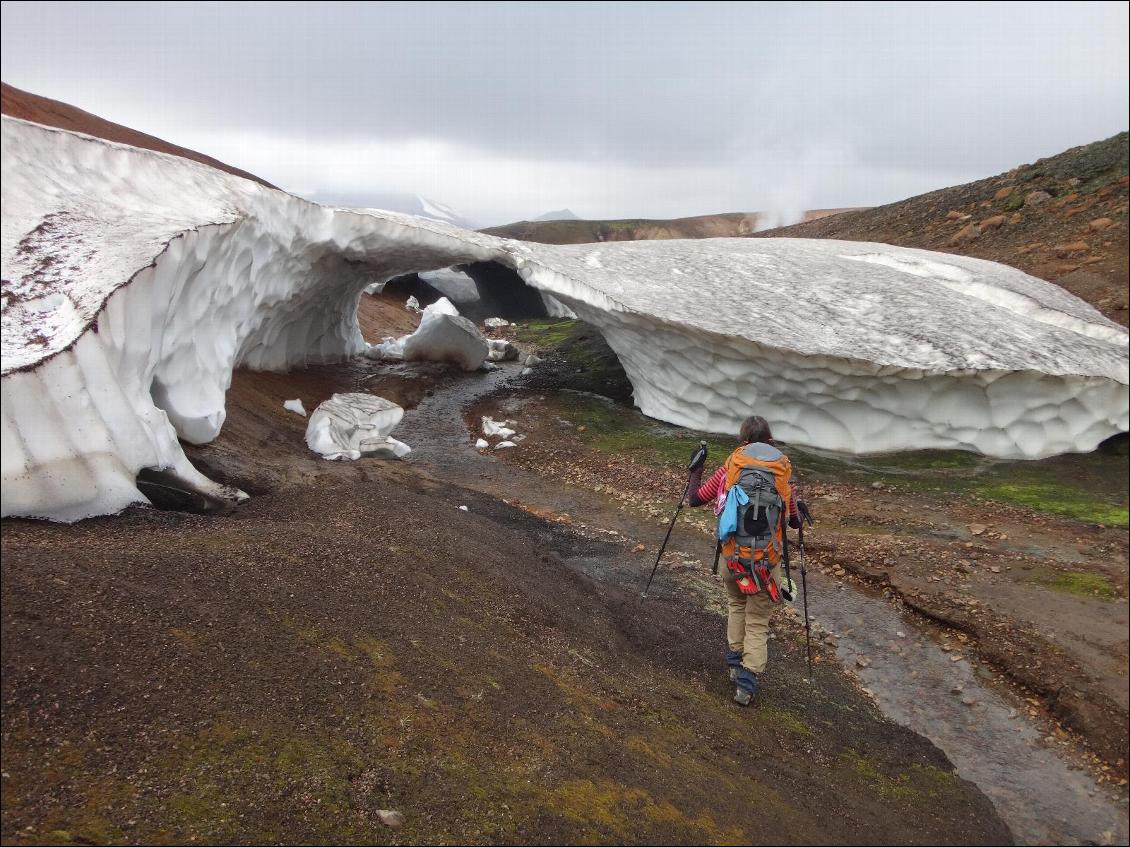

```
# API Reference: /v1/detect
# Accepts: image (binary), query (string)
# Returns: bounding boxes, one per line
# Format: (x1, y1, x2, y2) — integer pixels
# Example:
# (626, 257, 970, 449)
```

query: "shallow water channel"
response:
(396, 363, 1129, 846)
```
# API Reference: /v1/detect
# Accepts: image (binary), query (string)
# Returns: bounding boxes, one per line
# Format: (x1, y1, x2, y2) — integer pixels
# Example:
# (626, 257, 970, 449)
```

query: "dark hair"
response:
(739, 415, 773, 445)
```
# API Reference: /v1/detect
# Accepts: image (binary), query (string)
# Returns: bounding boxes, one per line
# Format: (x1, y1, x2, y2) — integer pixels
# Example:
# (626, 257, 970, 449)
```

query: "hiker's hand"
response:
(797, 499, 814, 526)
(687, 442, 708, 471)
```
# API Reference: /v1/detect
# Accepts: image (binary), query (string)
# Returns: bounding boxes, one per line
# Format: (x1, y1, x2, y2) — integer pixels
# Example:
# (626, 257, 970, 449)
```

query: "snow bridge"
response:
(3, 116, 1128, 521)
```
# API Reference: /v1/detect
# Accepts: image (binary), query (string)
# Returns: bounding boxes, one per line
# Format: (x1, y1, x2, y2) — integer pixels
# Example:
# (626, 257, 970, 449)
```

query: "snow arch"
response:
(3, 115, 1127, 520)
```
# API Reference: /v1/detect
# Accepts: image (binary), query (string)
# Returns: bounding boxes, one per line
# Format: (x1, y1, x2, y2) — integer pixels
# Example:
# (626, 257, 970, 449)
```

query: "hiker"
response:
(686, 415, 810, 706)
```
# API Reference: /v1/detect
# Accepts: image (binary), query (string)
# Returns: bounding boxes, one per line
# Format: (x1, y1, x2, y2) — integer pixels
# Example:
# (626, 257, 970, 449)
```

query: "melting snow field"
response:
(2, 115, 1127, 520)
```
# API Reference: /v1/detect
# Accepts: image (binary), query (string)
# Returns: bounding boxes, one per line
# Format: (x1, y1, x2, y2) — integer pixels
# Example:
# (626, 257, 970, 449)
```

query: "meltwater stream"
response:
(806, 568, 1128, 846)
(395, 363, 1129, 846)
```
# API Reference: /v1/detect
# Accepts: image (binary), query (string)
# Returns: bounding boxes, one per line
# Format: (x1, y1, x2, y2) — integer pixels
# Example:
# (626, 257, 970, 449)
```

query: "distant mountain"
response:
(0, 81, 275, 188)
(342, 191, 477, 229)
(481, 208, 860, 245)
(752, 133, 1129, 326)
(533, 208, 580, 221)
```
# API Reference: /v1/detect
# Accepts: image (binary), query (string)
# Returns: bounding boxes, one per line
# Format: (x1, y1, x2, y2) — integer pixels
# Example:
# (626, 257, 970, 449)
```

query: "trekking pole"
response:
(799, 521, 814, 679)
(642, 441, 707, 598)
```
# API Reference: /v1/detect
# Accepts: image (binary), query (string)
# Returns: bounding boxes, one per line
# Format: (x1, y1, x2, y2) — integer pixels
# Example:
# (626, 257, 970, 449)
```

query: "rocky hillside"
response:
(0, 82, 275, 189)
(753, 133, 1130, 326)
(482, 209, 857, 245)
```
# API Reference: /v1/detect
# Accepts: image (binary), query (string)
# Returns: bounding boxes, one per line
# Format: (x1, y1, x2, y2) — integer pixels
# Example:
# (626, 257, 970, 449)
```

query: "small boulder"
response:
(1089, 217, 1114, 232)
(1053, 241, 1090, 258)
(993, 186, 1014, 200)
(949, 223, 980, 245)
(980, 215, 1006, 231)
(1024, 190, 1052, 207)
(945, 210, 965, 221)
(377, 810, 405, 829)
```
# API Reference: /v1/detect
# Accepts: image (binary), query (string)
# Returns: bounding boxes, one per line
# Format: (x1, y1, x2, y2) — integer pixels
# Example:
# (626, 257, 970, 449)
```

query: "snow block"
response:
(401, 311, 488, 371)
(305, 393, 407, 461)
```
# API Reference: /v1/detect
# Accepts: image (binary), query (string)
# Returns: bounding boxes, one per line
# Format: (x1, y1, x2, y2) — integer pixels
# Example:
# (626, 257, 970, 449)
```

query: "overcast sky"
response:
(2, 1, 1127, 225)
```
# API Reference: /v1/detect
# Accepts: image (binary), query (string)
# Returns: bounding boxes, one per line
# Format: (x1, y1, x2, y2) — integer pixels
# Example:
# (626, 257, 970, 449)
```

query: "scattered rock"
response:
(632, 543, 646, 553)
(962, 696, 977, 706)
(856, 656, 871, 669)
(980, 215, 1006, 231)
(1024, 190, 1052, 207)
(968, 523, 988, 536)
(989, 565, 1002, 574)
(1054, 240, 1090, 258)
(377, 810, 405, 828)
(1089, 217, 1114, 232)
(1008, 212, 1022, 225)
(949, 222, 980, 244)
(945, 210, 966, 220)
(871, 481, 884, 489)
(993, 186, 1014, 200)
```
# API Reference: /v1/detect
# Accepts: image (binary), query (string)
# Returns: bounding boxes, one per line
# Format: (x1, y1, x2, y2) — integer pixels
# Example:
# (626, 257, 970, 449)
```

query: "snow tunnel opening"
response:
(460, 261, 552, 322)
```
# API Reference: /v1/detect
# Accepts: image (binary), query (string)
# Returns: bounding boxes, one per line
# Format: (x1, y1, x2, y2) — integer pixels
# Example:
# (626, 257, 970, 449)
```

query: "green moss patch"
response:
(1027, 569, 1119, 599)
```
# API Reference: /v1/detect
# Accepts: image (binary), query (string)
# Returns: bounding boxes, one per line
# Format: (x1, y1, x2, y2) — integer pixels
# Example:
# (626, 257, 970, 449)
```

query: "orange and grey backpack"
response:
(719, 442, 793, 598)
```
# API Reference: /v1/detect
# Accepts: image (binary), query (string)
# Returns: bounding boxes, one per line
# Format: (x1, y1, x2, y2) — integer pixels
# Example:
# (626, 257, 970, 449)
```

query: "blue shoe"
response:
(734, 667, 759, 707)
(726, 650, 743, 682)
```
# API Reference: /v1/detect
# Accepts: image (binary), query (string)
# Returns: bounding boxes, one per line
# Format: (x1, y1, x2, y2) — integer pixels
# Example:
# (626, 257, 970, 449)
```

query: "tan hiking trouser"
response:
(723, 564, 781, 674)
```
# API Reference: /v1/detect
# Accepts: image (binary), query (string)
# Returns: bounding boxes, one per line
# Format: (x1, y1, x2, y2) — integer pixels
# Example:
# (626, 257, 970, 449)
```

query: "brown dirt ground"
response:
(753, 133, 1130, 326)
(1, 297, 1012, 845)
(472, 387, 1129, 783)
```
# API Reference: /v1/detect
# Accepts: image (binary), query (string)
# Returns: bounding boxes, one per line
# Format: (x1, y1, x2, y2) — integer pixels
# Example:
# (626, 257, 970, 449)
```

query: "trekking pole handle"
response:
(687, 440, 708, 471)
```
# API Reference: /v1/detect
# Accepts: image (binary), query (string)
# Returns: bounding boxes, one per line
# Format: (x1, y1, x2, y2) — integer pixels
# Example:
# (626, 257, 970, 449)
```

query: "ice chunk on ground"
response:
(484, 317, 510, 328)
(520, 367, 534, 376)
(305, 393, 407, 461)
(401, 311, 488, 371)
(474, 438, 489, 450)
(405, 295, 422, 313)
(421, 296, 459, 319)
(481, 416, 507, 437)
(368, 297, 486, 370)
(487, 339, 519, 361)
(495, 441, 517, 449)
(524, 353, 542, 366)
(284, 399, 307, 417)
